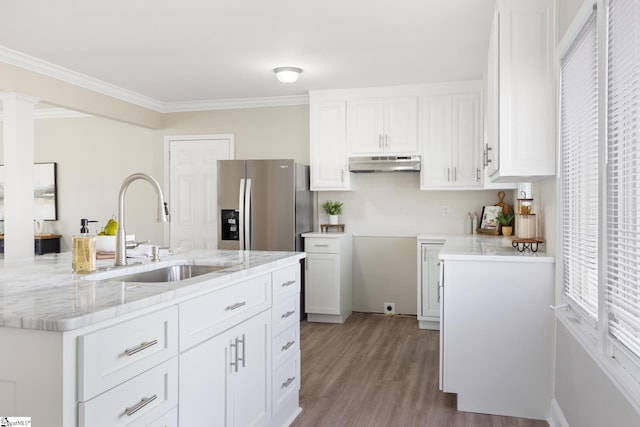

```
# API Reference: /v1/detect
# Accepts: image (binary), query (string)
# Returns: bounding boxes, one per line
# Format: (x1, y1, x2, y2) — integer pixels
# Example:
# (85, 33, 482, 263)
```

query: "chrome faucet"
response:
(115, 173, 169, 266)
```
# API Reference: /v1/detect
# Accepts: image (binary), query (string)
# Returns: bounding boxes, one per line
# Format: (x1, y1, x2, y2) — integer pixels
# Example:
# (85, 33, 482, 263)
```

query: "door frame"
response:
(163, 134, 235, 247)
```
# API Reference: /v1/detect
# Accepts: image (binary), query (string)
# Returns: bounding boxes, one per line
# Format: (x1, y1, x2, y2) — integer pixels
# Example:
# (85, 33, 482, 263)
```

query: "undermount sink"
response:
(107, 264, 228, 283)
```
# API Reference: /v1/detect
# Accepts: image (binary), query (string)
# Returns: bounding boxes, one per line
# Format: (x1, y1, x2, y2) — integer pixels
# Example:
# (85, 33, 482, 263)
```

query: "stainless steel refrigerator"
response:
(217, 159, 313, 252)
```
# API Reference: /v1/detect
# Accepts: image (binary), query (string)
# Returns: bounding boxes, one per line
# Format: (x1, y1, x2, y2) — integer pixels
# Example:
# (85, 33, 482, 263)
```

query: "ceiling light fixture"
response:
(274, 67, 303, 83)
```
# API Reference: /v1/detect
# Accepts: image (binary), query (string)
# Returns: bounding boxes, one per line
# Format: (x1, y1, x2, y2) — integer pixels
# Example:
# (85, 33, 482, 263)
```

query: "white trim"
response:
(556, 309, 640, 415)
(0, 107, 91, 120)
(0, 46, 164, 112)
(556, 0, 597, 60)
(0, 46, 309, 113)
(548, 398, 571, 427)
(162, 95, 309, 112)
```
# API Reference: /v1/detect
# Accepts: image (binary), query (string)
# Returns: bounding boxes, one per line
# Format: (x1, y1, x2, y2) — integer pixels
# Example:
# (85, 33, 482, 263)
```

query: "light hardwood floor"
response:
(291, 312, 549, 427)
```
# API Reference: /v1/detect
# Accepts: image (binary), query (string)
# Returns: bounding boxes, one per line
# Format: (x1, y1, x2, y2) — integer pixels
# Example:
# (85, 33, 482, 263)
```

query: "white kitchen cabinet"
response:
(485, 0, 555, 182)
(420, 90, 483, 189)
(179, 309, 271, 427)
(417, 240, 444, 329)
(348, 96, 418, 155)
(309, 97, 350, 191)
(303, 233, 353, 323)
(440, 258, 554, 419)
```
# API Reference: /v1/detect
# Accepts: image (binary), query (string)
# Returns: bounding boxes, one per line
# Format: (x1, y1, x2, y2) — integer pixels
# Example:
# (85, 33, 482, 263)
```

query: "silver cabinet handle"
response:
(125, 395, 158, 416)
(314, 244, 329, 248)
(379, 134, 383, 148)
(281, 280, 296, 288)
(125, 340, 158, 357)
(437, 282, 441, 303)
(476, 168, 481, 181)
(282, 377, 295, 389)
(237, 334, 245, 368)
(225, 301, 246, 311)
(341, 169, 344, 182)
(281, 310, 296, 319)
(281, 340, 296, 352)
(447, 168, 450, 182)
(230, 338, 239, 372)
(454, 167, 457, 181)
(385, 134, 389, 148)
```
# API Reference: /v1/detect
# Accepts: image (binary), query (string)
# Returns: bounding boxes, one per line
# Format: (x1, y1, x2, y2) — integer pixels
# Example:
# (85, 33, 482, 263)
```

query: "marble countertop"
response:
(423, 234, 555, 263)
(0, 250, 305, 332)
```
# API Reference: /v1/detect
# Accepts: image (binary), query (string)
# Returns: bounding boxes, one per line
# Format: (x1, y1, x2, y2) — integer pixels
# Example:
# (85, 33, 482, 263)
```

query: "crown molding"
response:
(162, 94, 309, 113)
(0, 46, 165, 112)
(1, 46, 310, 114)
(0, 107, 91, 120)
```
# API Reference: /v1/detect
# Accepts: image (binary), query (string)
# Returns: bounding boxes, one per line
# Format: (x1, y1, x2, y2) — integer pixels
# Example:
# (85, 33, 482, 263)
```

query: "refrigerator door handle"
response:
(244, 178, 252, 250)
(238, 178, 246, 250)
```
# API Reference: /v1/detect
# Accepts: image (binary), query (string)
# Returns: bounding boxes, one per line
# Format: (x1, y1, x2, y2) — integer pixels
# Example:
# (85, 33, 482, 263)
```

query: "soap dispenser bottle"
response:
(72, 218, 97, 274)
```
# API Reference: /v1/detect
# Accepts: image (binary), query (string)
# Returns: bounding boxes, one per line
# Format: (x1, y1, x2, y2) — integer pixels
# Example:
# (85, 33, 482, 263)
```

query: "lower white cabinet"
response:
(440, 258, 554, 419)
(179, 309, 271, 427)
(303, 233, 353, 323)
(417, 239, 444, 329)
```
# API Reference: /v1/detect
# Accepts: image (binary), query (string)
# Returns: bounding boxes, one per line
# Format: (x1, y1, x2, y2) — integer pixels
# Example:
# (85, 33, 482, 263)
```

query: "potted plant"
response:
(321, 200, 344, 225)
(496, 211, 515, 236)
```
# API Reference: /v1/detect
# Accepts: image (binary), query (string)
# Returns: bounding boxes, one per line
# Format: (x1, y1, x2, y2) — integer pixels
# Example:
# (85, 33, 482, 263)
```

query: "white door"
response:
(305, 252, 341, 315)
(167, 135, 233, 250)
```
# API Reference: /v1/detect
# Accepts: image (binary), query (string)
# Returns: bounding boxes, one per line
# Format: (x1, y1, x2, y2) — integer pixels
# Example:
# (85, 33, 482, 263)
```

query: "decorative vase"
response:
(502, 226, 513, 236)
(329, 215, 339, 225)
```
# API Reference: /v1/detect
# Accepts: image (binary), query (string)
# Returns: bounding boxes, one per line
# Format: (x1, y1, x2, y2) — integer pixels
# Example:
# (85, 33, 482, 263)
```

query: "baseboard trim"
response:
(548, 399, 570, 427)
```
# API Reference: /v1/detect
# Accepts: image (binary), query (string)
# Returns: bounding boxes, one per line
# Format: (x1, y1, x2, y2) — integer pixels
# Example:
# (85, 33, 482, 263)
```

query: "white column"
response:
(1, 92, 40, 259)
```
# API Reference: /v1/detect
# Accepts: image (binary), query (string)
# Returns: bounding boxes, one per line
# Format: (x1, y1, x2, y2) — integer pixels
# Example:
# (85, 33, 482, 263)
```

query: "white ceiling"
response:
(0, 0, 496, 107)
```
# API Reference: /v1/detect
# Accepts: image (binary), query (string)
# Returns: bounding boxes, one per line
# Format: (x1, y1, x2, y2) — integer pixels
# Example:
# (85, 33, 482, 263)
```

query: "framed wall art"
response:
(0, 162, 58, 221)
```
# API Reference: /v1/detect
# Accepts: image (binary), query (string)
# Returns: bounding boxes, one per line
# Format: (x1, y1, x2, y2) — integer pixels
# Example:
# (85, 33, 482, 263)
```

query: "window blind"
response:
(607, 0, 640, 360)
(561, 10, 599, 320)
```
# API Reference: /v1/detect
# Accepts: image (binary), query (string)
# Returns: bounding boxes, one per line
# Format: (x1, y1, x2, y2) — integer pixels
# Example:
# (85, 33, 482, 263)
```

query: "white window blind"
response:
(561, 10, 599, 320)
(607, 0, 640, 360)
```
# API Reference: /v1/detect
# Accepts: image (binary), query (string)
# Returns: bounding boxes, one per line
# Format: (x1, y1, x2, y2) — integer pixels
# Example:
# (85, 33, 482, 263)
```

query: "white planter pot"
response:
(329, 215, 339, 225)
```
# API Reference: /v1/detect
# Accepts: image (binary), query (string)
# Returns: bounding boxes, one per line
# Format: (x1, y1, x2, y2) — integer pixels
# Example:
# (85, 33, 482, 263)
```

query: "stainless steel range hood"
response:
(349, 156, 421, 173)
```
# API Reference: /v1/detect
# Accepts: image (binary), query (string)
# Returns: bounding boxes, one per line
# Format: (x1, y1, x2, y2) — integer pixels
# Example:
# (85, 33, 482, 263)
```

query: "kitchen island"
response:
(430, 234, 554, 421)
(0, 249, 305, 427)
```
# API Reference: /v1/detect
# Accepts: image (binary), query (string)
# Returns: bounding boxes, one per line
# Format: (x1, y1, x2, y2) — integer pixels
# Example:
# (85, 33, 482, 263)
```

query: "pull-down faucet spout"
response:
(114, 173, 169, 266)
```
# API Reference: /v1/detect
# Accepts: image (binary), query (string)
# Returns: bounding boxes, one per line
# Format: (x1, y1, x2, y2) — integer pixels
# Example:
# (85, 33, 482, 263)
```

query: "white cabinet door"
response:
(420, 92, 482, 189)
(348, 97, 417, 155)
(348, 98, 385, 155)
(417, 242, 444, 329)
(486, 0, 555, 182)
(452, 94, 482, 187)
(305, 252, 341, 315)
(309, 100, 350, 190)
(179, 310, 271, 427)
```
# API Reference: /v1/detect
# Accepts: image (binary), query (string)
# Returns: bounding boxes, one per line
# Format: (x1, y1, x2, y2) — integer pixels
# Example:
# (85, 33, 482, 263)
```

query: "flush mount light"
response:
(274, 67, 303, 83)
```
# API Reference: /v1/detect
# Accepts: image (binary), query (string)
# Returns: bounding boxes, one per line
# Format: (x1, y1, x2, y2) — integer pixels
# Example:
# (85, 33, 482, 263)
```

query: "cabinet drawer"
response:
(272, 294, 299, 336)
(305, 238, 340, 254)
(272, 264, 300, 304)
(78, 357, 178, 427)
(273, 353, 300, 415)
(148, 407, 178, 427)
(78, 306, 178, 401)
(272, 322, 300, 370)
(180, 273, 271, 350)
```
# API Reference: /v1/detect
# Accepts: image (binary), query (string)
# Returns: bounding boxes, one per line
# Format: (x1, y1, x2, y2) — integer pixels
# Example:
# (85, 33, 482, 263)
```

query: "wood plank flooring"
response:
(290, 312, 549, 427)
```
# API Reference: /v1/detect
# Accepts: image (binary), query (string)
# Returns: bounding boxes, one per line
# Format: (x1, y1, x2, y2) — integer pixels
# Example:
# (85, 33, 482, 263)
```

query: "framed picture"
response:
(480, 205, 502, 230)
(0, 162, 58, 221)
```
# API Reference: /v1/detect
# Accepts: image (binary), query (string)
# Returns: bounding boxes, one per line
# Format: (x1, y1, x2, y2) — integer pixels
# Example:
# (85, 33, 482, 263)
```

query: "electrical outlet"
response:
(384, 302, 396, 315)
(441, 205, 450, 217)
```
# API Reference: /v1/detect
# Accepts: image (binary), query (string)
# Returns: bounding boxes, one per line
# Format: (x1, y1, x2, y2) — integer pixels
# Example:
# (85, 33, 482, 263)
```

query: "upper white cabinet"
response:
(347, 96, 418, 155)
(485, 0, 555, 182)
(420, 87, 483, 190)
(309, 96, 350, 191)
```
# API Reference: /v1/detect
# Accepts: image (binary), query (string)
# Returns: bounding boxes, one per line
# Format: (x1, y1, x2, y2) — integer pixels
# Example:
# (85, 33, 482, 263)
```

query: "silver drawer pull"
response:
(225, 301, 247, 311)
(281, 280, 296, 287)
(281, 377, 295, 389)
(281, 310, 296, 319)
(281, 340, 295, 352)
(125, 394, 158, 416)
(124, 340, 158, 357)
(313, 244, 329, 247)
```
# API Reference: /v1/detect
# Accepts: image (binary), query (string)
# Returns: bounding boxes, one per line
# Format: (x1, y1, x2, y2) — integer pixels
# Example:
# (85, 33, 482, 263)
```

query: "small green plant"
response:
(496, 211, 514, 226)
(322, 200, 344, 215)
